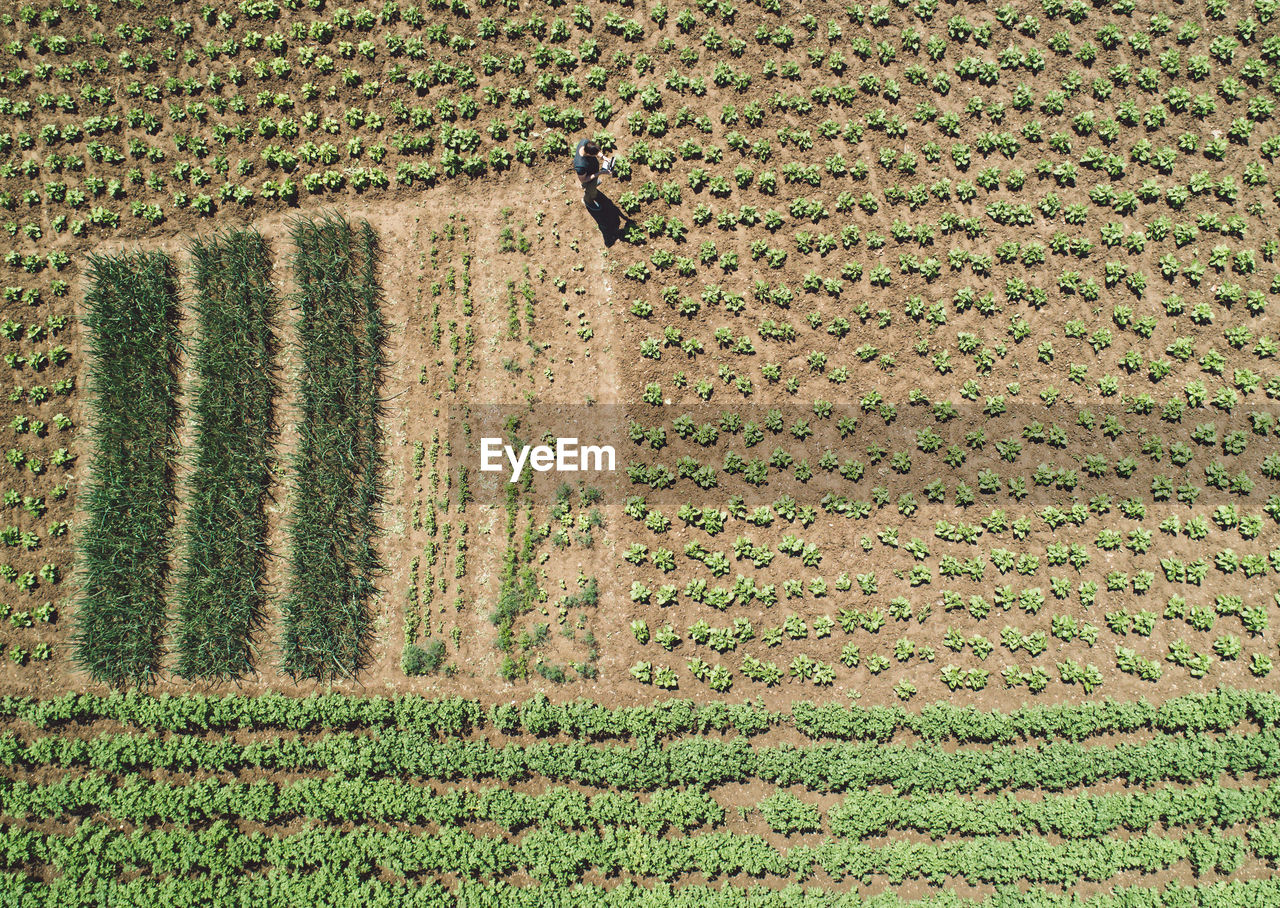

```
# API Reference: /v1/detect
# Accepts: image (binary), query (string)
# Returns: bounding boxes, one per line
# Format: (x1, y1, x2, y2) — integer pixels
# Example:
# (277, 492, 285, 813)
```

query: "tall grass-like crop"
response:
(73, 252, 180, 685)
(281, 216, 386, 679)
(175, 230, 278, 680)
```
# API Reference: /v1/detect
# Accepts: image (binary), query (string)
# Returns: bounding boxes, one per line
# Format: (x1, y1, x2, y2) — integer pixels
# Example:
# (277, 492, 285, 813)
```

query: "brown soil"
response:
(0, 0, 1274, 766)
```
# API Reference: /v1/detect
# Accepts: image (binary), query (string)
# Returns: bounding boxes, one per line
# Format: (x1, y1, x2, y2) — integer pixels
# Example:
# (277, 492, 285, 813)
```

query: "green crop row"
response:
(0, 686, 1276, 742)
(281, 215, 387, 680)
(175, 229, 278, 681)
(5, 726, 1275, 795)
(0, 822, 1255, 887)
(0, 773, 722, 833)
(72, 252, 180, 685)
(0, 774, 1272, 842)
(827, 783, 1280, 839)
(0, 874, 1275, 908)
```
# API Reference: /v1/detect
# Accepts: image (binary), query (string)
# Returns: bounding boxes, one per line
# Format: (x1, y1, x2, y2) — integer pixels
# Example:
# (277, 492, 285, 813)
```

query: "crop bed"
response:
(281, 215, 386, 681)
(0, 689, 1276, 904)
(73, 251, 179, 686)
(175, 229, 278, 681)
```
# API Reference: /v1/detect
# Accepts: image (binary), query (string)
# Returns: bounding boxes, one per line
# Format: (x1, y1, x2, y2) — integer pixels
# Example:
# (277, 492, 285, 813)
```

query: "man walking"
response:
(573, 138, 612, 210)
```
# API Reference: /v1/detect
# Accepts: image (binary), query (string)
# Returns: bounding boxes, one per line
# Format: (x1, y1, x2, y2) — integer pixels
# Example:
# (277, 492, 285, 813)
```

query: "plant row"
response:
(281, 215, 387, 680)
(0, 773, 1273, 841)
(1, 686, 1275, 741)
(72, 251, 179, 685)
(0, 822, 1259, 887)
(174, 229, 278, 681)
(0, 874, 1274, 908)
(6, 726, 1277, 794)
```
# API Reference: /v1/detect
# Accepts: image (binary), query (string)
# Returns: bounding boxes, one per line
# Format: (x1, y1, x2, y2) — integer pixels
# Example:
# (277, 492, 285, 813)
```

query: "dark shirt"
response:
(573, 140, 599, 181)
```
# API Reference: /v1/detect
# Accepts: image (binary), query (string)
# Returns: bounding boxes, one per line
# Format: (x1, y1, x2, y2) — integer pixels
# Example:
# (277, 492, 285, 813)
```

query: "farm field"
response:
(1, 0, 1280, 901)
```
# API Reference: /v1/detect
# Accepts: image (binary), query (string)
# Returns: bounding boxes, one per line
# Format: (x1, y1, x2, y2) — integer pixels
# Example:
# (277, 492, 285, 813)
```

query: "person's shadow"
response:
(586, 194, 631, 248)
